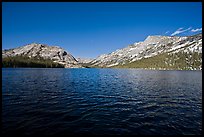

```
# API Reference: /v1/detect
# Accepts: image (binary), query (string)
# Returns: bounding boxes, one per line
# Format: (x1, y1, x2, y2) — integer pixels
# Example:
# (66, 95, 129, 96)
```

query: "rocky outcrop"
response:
(2, 43, 83, 68)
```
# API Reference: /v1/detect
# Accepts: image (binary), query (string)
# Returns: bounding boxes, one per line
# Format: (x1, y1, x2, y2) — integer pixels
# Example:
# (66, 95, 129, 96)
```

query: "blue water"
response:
(2, 68, 202, 135)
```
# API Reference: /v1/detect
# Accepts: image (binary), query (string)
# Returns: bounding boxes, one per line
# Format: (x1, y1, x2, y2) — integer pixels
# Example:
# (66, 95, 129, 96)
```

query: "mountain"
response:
(2, 43, 83, 68)
(76, 57, 93, 64)
(90, 33, 202, 70)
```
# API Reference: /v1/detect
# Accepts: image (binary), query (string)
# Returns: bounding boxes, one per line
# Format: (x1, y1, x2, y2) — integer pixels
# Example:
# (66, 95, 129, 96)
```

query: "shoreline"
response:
(2, 67, 202, 71)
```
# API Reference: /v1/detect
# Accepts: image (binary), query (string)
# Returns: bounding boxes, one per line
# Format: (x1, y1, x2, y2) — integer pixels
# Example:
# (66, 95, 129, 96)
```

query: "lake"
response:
(2, 68, 202, 135)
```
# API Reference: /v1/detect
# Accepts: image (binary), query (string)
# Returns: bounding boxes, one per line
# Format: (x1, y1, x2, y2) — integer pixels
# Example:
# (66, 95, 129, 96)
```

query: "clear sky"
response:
(2, 2, 202, 58)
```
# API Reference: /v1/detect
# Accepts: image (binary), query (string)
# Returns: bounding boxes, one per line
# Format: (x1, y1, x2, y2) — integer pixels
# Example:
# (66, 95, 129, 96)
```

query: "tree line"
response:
(2, 55, 64, 68)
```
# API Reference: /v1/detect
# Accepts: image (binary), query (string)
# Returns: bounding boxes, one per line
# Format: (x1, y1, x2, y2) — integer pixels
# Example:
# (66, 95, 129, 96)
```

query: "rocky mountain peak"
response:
(144, 35, 163, 42)
(2, 43, 83, 68)
(144, 35, 174, 45)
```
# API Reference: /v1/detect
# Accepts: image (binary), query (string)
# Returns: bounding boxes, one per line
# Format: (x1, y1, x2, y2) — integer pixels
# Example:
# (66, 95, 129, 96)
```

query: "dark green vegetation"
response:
(113, 52, 202, 70)
(2, 56, 64, 68)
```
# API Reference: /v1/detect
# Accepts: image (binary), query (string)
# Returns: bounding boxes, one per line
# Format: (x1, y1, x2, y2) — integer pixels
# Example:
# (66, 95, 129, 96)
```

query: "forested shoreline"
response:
(2, 56, 64, 68)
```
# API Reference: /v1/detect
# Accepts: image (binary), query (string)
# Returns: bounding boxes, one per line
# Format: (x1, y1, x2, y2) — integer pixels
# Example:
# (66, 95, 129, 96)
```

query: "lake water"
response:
(2, 68, 202, 135)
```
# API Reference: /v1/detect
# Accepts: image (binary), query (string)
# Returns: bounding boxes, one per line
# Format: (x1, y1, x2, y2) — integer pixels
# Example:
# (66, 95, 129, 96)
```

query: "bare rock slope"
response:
(2, 43, 82, 68)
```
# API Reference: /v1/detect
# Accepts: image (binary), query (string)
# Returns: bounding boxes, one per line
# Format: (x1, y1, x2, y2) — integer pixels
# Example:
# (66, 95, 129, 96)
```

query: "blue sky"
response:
(2, 2, 202, 58)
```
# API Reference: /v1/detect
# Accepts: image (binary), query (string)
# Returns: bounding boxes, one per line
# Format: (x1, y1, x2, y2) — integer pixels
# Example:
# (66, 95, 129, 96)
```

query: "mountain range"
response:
(2, 33, 202, 70)
(90, 33, 202, 70)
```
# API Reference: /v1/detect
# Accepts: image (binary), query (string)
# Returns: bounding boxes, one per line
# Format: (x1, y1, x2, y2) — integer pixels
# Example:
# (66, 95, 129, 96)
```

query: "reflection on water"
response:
(2, 68, 202, 135)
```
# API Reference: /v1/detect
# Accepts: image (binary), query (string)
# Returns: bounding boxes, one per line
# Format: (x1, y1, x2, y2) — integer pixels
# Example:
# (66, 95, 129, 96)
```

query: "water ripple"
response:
(2, 68, 202, 135)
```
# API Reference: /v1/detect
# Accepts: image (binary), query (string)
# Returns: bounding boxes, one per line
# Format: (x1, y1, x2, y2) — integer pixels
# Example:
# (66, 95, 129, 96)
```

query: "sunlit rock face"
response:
(2, 43, 83, 68)
(90, 33, 202, 68)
